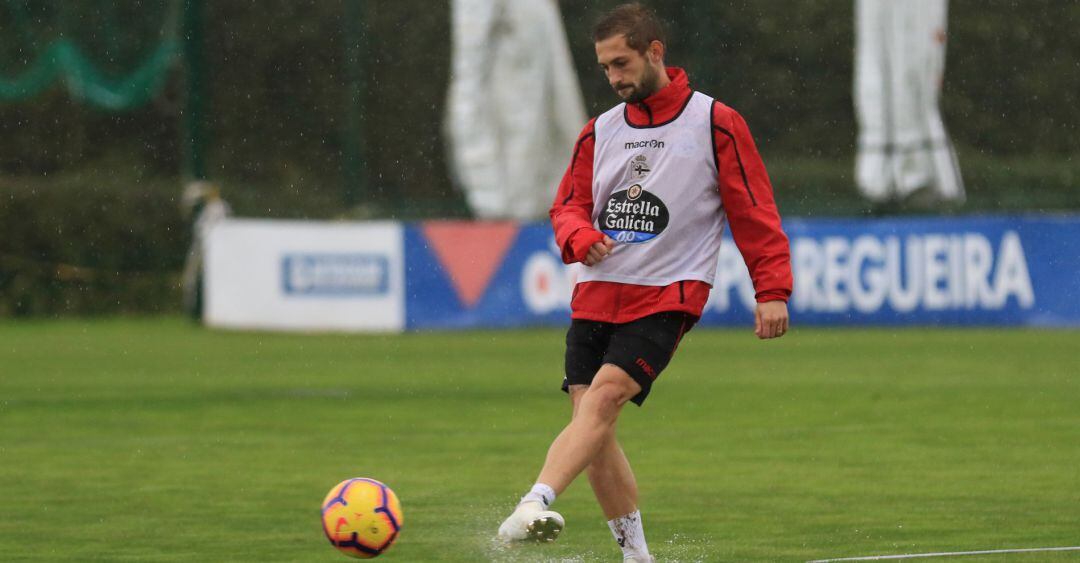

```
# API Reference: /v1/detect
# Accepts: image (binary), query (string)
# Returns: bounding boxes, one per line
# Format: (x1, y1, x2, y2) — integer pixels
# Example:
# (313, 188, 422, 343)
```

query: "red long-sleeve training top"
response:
(549, 67, 792, 324)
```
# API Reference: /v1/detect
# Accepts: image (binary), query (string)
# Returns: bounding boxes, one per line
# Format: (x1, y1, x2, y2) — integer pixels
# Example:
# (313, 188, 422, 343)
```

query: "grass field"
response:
(1, 319, 1078, 562)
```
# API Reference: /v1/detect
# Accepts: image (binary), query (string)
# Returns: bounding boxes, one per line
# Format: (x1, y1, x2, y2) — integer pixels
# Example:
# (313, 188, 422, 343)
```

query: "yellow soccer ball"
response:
(321, 478, 404, 558)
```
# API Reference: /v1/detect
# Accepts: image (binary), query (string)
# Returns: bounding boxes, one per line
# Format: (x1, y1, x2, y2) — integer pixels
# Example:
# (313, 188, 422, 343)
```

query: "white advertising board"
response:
(204, 219, 405, 332)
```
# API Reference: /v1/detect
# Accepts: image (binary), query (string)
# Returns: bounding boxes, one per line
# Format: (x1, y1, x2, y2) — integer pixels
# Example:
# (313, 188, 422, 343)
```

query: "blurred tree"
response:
(0, 0, 1075, 215)
(1, 0, 1078, 315)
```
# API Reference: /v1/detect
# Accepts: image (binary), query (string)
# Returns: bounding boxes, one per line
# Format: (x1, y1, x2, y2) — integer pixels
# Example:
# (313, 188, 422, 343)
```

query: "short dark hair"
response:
(592, 3, 666, 55)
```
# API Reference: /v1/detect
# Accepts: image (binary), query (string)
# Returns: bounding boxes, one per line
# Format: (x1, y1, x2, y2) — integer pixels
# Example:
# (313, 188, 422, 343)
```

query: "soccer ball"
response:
(321, 478, 404, 558)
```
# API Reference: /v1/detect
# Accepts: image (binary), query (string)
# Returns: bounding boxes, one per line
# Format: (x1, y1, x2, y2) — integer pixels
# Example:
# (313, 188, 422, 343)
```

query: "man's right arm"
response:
(549, 118, 604, 265)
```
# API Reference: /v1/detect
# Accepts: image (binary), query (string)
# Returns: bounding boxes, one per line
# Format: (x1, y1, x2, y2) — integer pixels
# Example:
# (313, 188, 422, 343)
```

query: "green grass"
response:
(1, 319, 1078, 562)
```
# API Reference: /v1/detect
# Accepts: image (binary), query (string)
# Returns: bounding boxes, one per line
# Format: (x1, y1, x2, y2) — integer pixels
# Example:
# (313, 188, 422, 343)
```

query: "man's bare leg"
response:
(569, 385, 638, 519)
(498, 364, 641, 543)
(570, 376, 654, 561)
(535, 364, 641, 494)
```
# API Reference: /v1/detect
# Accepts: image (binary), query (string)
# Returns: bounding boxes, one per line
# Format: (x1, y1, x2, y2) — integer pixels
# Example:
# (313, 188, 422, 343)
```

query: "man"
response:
(497, 4, 792, 561)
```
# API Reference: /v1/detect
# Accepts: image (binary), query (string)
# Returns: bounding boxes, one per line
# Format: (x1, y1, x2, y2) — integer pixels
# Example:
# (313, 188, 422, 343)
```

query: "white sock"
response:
(520, 483, 556, 510)
(608, 510, 650, 559)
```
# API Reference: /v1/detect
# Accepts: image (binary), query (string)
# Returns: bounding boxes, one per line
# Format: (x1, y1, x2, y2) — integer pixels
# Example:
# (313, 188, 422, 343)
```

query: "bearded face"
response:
(618, 62, 662, 103)
(596, 35, 666, 104)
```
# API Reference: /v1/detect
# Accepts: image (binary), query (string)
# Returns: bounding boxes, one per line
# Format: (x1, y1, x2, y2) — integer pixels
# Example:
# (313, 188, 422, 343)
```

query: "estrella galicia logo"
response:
(599, 184, 669, 244)
(281, 253, 389, 296)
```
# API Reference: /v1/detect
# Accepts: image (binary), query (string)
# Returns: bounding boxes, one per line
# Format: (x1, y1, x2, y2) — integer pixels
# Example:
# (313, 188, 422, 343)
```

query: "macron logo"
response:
(635, 358, 656, 379)
(624, 139, 665, 150)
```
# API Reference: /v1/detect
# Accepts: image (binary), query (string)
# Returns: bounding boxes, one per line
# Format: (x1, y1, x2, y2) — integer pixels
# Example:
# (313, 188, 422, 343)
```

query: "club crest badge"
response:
(628, 154, 651, 180)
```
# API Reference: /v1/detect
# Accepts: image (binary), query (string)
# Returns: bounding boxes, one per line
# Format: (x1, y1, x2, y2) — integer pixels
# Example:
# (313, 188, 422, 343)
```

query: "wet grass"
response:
(1, 319, 1077, 561)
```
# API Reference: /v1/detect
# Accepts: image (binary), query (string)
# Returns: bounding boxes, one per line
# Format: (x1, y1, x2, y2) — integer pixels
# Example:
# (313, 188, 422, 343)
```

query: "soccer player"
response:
(497, 4, 793, 561)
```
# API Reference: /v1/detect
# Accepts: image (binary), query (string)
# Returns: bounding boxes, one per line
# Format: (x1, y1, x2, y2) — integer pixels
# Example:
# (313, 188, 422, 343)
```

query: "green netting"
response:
(0, 38, 180, 109)
(0, 1, 180, 110)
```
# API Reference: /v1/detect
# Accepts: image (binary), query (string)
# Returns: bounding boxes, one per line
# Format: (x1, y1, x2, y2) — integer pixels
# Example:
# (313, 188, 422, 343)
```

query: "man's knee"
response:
(594, 364, 641, 400)
(581, 367, 639, 417)
(584, 381, 625, 407)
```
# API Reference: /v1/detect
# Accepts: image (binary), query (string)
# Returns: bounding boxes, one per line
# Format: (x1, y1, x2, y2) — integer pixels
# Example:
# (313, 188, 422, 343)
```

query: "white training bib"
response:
(580, 91, 726, 286)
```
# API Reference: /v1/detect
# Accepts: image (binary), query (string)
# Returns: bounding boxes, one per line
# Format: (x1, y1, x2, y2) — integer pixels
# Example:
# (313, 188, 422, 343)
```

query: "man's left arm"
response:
(711, 103, 793, 339)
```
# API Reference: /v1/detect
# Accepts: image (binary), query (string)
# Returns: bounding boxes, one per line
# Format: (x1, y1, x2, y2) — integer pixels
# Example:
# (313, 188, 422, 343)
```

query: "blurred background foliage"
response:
(1, 0, 1077, 315)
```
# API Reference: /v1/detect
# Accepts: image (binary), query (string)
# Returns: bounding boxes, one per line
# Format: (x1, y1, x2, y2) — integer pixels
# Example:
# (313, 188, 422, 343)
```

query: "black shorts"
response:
(562, 311, 697, 406)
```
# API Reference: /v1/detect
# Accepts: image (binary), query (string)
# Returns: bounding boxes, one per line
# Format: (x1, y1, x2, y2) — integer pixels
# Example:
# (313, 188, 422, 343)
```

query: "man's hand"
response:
(754, 300, 789, 339)
(583, 235, 616, 266)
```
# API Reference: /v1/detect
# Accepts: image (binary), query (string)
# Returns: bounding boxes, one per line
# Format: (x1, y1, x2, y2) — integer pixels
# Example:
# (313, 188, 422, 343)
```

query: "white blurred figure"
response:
(445, 0, 587, 220)
(181, 181, 231, 319)
(855, 0, 964, 205)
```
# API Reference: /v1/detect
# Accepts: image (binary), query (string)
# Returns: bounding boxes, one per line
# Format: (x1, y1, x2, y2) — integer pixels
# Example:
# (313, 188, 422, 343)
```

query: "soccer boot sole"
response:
(525, 513, 563, 543)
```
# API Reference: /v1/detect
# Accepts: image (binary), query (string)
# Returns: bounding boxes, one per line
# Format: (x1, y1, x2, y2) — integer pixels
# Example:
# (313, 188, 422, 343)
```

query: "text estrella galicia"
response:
(599, 185, 669, 244)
